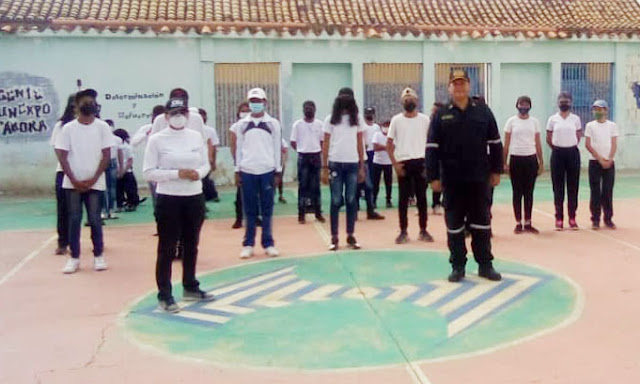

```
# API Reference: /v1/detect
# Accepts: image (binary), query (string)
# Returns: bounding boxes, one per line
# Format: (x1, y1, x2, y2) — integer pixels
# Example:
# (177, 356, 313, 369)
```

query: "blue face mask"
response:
(249, 102, 265, 114)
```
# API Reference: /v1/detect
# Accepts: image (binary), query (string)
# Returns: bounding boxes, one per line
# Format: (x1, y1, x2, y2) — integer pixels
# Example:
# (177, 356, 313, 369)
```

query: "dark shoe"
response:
(524, 224, 539, 234)
(212, 197, 220, 203)
(298, 214, 306, 224)
(328, 236, 339, 251)
(418, 230, 434, 242)
(367, 212, 385, 220)
(278, 196, 287, 204)
(604, 221, 617, 229)
(395, 232, 409, 244)
(232, 220, 242, 229)
(54, 246, 68, 255)
(386, 200, 393, 208)
(315, 213, 326, 223)
(591, 221, 600, 230)
(555, 220, 564, 231)
(158, 297, 180, 313)
(448, 268, 465, 282)
(138, 197, 148, 205)
(183, 289, 216, 302)
(478, 265, 502, 281)
(514, 223, 524, 234)
(347, 235, 361, 250)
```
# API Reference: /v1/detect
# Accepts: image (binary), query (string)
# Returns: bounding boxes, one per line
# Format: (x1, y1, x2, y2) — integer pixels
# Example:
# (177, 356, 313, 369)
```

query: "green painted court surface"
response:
(124, 250, 576, 370)
(3, 173, 640, 232)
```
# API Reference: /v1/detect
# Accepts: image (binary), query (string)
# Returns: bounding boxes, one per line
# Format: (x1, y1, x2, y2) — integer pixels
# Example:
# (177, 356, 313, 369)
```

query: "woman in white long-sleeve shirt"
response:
(143, 97, 214, 313)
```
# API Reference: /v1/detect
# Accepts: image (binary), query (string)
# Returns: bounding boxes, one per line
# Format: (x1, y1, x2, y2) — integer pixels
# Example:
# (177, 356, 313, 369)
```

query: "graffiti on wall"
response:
(0, 72, 59, 139)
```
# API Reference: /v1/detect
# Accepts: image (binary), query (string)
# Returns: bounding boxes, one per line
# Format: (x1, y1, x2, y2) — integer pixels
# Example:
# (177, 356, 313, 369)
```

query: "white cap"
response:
(247, 87, 267, 101)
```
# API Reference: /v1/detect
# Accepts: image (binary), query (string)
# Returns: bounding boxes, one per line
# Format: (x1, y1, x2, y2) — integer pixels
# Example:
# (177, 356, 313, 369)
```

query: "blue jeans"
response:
(329, 162, 359, 238)
(241, 171, 275, 248)
(104, 158, 117, 213)
(66, 189, 104, 259)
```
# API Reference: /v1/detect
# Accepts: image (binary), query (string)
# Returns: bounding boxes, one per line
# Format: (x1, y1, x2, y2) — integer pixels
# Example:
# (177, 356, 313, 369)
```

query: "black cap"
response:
(75, 88, 97, 101)
(165, 97, 188, 113)
(449, 69, 470, 83)
(364, 107, 375, 115)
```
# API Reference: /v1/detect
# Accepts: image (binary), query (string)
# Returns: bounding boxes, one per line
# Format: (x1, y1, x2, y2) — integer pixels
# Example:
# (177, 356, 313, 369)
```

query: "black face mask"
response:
(304, 110, 315, 119)
(404, 101, 417, 112)
(80, 102, 99, 116)
(559, 103, 571, 112)
(517, 107, 530, 115)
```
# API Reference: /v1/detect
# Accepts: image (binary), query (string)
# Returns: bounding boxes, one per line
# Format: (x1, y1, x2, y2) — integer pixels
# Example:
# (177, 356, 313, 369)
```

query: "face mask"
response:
(304, 110, 315, 119)
(517, 107, 530, 115)
(404, 101, 417, 112)
(249, 102, 265, 114)
(559, 103, 571, 112)
(169, 114, 187, 128)
(79, 102, 99, 116)
(593, 111, 606, 120)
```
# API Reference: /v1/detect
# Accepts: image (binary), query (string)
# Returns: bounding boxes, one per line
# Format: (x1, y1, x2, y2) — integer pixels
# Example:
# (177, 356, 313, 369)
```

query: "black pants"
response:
(509, 154, 539, 222)
(202, 173, 219, 201)
(398, 159, 428, 232)
(588, 160, 615, 223)
(372, 163, 392, 205)
(432, 192, 442, 208)
(235, 186, 243, 222)
(297, 152, 322, 215)
(155, 194, 205, 301)
(444, 181, 493, 268)
(116, 172, 140, 208)
(55, 171, 69, 249)
(550, 146, 580, 220)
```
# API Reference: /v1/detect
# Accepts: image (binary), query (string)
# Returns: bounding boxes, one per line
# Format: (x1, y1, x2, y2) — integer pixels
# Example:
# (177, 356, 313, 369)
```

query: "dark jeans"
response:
(116, 172, 140, 208)
(66, 189, 104, 259)
(235, 186, 243, 222)
(155, 194, 204, 301)
(329, 162, 359, 237)
(356, 162, 375, 214)
(104, 159, 117, 213)
(297, 152, 322, 215)
(589, 160, 615, 223)
(55, 172, 69, 249)
(443, 181, 493, 268)
(509, 154, 539, 222)
(241, 171, 275, 248)
(398, 159, 428, 232)
(550, 146, 580, 220)
(372, 163, 392, 205)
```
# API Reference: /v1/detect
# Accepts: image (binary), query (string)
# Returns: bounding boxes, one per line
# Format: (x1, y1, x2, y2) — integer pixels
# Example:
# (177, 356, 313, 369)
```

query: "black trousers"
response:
(588, 160, 615, 223)
(55, 171, 69, 249)
(444, 181, 493, 268)
(202, 172, 219, 201)
(235, 186, 243, 222)
(432, 191, 442, 208)
(398, 159, 428, 232)
(372, 163, 392, 205)
(155, 194, 205, 301)
(550, 146, 580, 220)
(116, 172, 140, 208)
(509, 154, 539, 222)
(297, 152, 322, 215)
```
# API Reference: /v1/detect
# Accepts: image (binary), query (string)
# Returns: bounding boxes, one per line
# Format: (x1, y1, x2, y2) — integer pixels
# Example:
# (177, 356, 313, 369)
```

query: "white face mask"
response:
(239, 112, 250, 119)
(169, 114, 187, 129)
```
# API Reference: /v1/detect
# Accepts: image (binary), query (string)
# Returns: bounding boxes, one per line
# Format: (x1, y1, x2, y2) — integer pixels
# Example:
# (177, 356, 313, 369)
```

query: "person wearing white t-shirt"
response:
(503, 96, 544, 234)
(321, 88, 366, 251)
(546, 92, 582, 230)
(50, 94, 76, 255)
(198, 108, 220, 203)
(291, 101, 325, 223)
(371, 120, 393, 208)
(585, 100, 618, 230)
(114, 129, 142, 211)
(358, 107, 385, 221)
(387, 87, 433, 244)
(55, 89, 114, 274)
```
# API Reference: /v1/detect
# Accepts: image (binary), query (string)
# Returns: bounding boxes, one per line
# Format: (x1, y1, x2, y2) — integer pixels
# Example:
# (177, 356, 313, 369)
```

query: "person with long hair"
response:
(503, 96, 544, 234)
(50, 94, 76, 255)
(321, 88, 366, 251)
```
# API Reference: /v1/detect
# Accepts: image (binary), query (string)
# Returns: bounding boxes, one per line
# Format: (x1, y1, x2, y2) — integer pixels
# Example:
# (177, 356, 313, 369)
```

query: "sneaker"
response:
(62, 258, 80, 274)
(367, 212, 385, 220)
(158, 298, 180, 313)
(555, 220, 564, 231)
(478, 265, 502, 281)
(514, 223, 524, 234)
(240, 246, 254, 259)
(54, 246, 68, 255)
(93, 256, 108, 271)
(395, 232, 409, 244)
(448, 267, 465, 282)
(347, 235, 361, 249)
(524, 224, 539, 234)
(604, 221, 617, 229)
(278, 197, 287, 204)
(100, 212, 108, 220)
(386, 200, 393, 209)
(591, 221, 600, 230)
(433, 204, 443, 215)
(108, 213, 119, 220)
(265, 246, 280, 258)
(183, 289, 216, 302)
(418, 230, 434, 242)
(315, 213, 326, 223)
(569, 218, 579, 230)
(298, 214, 306, 224)
(232, 220, 242, 229)
(328, 237, 339, 251)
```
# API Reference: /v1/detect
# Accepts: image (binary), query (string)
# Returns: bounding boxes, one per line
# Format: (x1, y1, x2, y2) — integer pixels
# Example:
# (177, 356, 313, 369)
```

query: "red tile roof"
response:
(1, 0, 639, 39)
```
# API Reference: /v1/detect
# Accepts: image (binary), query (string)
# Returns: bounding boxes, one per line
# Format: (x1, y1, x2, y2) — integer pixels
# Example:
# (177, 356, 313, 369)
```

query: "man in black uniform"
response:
(426, 69, 503, 282)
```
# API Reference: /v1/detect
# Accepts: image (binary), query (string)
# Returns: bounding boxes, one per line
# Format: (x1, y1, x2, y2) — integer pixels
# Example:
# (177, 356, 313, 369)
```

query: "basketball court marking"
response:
(0, 233, 55, 287)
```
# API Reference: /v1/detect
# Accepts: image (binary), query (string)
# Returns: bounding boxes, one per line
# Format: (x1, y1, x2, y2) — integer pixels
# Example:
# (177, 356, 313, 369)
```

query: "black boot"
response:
(478, 264, 502, 281)
(448, 267, 466, 282)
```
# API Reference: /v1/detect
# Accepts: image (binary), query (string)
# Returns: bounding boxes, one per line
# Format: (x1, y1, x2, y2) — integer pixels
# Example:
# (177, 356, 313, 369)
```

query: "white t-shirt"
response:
(54, 119, 115, 191)
(110, 135, 123, 160)
(504, 115, 541, 157)
(203, 125, 220, 146)
(546, 113, 582, 148)
(372, 131, 392, 165)
(585, 120, 619, 160)
(121, 141, 134, 173)
(323, 114, 366, 163)
(387, 113, 429, 162)
(364, 122, 381, 151)
(290, 119, 324, 153)
(50, 121, 64, 172)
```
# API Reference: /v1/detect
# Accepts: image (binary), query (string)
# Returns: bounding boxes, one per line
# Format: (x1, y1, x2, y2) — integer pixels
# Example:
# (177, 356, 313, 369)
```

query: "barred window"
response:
(561, 63, 614, 128)
(363, 63, 423, 123)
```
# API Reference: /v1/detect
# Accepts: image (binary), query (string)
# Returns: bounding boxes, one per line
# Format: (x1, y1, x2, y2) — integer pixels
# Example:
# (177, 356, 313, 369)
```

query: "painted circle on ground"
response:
(124, 250, 578, 370)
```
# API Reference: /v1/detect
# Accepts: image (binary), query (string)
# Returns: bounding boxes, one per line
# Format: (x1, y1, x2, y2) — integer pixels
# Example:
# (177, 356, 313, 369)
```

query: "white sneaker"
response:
(265, 246, 280, 258)
(240, 246, 254, 259)
(62, 258, 80, 274)
(94, 256, 108, 271)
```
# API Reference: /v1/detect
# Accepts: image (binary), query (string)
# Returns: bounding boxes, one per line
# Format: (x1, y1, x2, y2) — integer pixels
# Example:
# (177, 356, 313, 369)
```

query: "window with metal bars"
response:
(363, 63, 423, 123)
(214, 63, 280, 147)
(561, 63, 614, 128)
(434, 63, 489, 105)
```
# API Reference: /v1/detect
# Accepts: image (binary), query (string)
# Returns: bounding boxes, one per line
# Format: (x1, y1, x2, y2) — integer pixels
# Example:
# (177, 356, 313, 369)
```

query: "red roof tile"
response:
(0, 0, 639, 38)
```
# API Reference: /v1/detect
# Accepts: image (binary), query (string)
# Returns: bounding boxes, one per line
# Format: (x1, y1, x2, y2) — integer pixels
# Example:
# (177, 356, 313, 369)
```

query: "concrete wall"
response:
(1, 32, 639, 194)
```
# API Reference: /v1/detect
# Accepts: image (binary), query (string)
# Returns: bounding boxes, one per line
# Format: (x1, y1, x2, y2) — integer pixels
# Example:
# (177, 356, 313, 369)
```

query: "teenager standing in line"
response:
(371, 120, 393, 209)
(229, 102, 251, 229)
